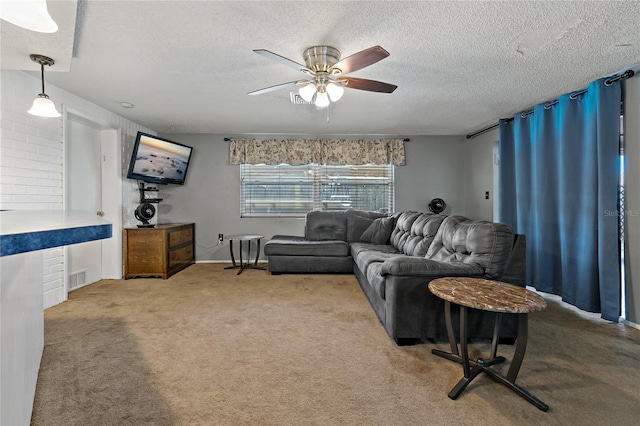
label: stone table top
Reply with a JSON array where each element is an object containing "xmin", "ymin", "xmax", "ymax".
[{"xmin": 428, "ymin": 277, "xmax": 547, "ymax": 314}]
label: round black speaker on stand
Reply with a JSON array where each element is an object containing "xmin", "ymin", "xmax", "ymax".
[{"xmin": 134, "ymin": 202, "xmax": 156, "ymax": 228}]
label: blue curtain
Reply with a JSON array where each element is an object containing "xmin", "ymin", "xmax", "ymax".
[{"xmin": 499, "ymin": 78, "xmax": 622, "ymax": 321}]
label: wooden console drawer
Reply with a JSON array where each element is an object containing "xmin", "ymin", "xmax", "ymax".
[
  {"xmin": 169, "ymin": 227, "xmax": 193, "ymax": 248},
  {"xmin": 169, "ymin": 245, "xmax": 194, "ymax": 267},
  {"xmin": 124, "ymin": 223, "xmax": 195, "ymax": 279}
]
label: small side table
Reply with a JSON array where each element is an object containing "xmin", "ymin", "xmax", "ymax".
[
  {"xmin": 428, "ymin": 277, "xmax": 548, "ymax": 411},
  {"xmin": 224, "ymin": 234, "xmax": 266, "ymax": 275}
]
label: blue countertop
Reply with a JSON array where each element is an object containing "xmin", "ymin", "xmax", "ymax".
[{"xmin": 0, "ymin": 211, "xmax": 112, "ymax": 257}]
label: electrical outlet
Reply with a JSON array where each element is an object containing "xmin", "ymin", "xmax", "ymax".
[
  {"xmin": 218, "ymin": 233, "xmax": 224, "ymax": 242},
  {"xmin": 485, "ymin": 191, "xmax": 490, "ymax": 200}
]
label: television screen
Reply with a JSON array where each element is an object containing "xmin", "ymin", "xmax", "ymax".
[{"xmin": 126, "ymin": 132, "xmax": 193, "ymax": 185}]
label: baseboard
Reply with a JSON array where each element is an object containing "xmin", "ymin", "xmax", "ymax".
[
  {"xmin": 623, "ymin": 319, "xmax": 640, "ymax": 330},
  {"xmin": 195, "ymin": 260, "xmax": 268, "ymax": 264}
]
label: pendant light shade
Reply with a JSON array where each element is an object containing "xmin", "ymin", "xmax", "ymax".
[
  {"xmin": 326, "ymin": 82, "xmax": 344, "ymax": 102},
  {"xmin": 0, "ymin": 0, "xmax": 58, "ymax": 33},
  {"xmin": 314, "ymin": 90, "xmax": 330, "ymax": 108},
  {"xmin": 28, "ymin": 94, "xmax": 61, "ymax": 118},
  {"xmin": 28, "ymin": 54, "xmax": 61, "ymax": 118},
  {"xmin": 298, "ymin": 83, "xmax": 317, "ymax": 103}
]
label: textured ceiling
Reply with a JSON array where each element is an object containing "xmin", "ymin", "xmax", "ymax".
[{"xmin": 3, "ymin": 1, "xmax": 640, "ymax": 136}]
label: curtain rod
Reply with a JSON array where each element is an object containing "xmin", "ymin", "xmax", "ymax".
[
  {"xmin": 224, "ymin": 137, "xmax": 410, "ymax": 142},
  {"xmin": 465, "ymin": 124, "xmax": 499, "ymax": 139},
  {"xmin": 465, "ymin": 68, "xmax": 636, "ymax": 140}
]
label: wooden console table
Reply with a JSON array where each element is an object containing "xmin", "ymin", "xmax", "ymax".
[
  {"xmin": 428, "ymin": 277, "xmax": 548, "ymax": 411},
  {"xmin": 124, "ymin": 223, "xmax": 195, "ymax": 279}
]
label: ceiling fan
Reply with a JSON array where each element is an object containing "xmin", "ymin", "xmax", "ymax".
[{"xmin": 248, "ymin": 45, "xmax": 397, "ymax": 108}]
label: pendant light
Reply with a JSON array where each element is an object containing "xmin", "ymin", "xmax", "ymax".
[
  {"xmin": 0, "ymin": 0, "xmax": 58, "ymax": 33},
  {"xmin": 28, "ymin": 54, "xmax": 61, "ymax": 118}
]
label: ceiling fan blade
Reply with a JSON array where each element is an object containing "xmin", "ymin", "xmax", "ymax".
[
  {"xmin": 248, "ymin": 80, "xmax": 306, "ymax": 96},
  {"xmin": 340, "ymin": 77, "xmax": 397, "ymax": 93},
  {"xmin": 253, "ymin": 49, "xmax": 314, "ymax": 74},
  {"xmin": 329, "ymin": 46, "xmax": 390, "ymax": 75}
]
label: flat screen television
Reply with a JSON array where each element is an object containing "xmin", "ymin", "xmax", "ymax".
[{"xmin": 126, "ymin": 132, "xmax": 193, "ymax": 185}]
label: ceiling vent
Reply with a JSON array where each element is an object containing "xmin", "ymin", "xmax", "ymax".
[{"xmin": 289, "ymin": 92, "xmax": 311, "ymax": 105}]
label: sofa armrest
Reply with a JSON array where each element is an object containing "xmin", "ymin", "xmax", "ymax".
[{"xmin": 380, "ymin": 257, "xmax": 484, "ymax": 277}]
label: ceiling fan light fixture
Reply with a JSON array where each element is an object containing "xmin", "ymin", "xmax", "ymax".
[
  {"xmin": 251, "ymin": 45, "xmax": 395, "ymax": 109},
  {"xmin": 315, "ymin": 90, "xmax": 330, "ymax": 108},
  {"xmin": 326, "ymin": 82, "xmax": 344, "ymax": 102},
  {"xmin": 0, "ymin": 0, "xmax": 58, "ymax": 33},
  {"xmin": 28, "ymin": 93, "xmax": 61, "ymax": 118},
  {"xmin": 298, "ymin": 83, "xmax": 317, "ymax": 103}
]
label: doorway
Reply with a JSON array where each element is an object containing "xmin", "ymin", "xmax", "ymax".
[{"xmin": 64, "ymin": 109, "xmax": 122, "ymax": 297}]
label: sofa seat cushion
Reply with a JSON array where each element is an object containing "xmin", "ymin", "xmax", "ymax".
[
  {"xmin": 380, "ymin": 256, "xmax": 485, "ymax": 277},
  {"xmin": 264, "ymin": 237, "xmax": 349, "ymax": 257},
  {"xmin": 353, "ymin": 249, "xmax": 403, "ymax": 275},
  {"xmin": 350, "ymin": 242, "xmax": 399, "ymax": 256}
]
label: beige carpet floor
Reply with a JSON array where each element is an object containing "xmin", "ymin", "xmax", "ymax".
[{"xmin": 31, "ymin": 264, "xmax": 640, "ymax": 425}]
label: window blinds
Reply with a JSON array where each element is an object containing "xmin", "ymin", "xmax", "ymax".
[{"xmin": 241, "ymin": 164, "xmax": 394, "ymax": 217}]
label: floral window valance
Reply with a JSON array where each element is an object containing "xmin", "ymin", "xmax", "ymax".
[{"xmin": 228, "ymin": 138, "xmax": 406, "ymax": 166}]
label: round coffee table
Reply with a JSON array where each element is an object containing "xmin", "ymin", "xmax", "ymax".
[
  {"xmin": 428, "ymin": 277, "xmax": 548, "ymax": 411},
  {"xmin": 223, "ymin": 234, "xmax": 266, "ymax": 275}
]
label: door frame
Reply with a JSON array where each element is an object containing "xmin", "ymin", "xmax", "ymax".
[{"xmin": 62, "ymin": 107, "xmax": 123, "ymax": 299}]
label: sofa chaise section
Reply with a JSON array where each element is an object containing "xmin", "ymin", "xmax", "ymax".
[{"xmin": 264, "ymin": 210, "xmax": 387, "ymax": 274}]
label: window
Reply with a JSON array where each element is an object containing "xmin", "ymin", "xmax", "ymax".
[{"xmin": 240, "ymin": 164, "xmax": 394, "ymax": 217}]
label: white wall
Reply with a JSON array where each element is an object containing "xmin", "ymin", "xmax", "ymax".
[
  {"xmin": 157, "ymin": 134, "xmax": 468, "ymax": 262},
  {"xmin": 0, "ymin": 70, "xmax": 153, "ymax": 307},
  {"xmin": 462, "ymin": 128, "xmax": 498, "ymax": 221}
]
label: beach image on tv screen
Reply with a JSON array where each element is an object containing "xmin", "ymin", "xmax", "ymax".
[{"xmin": 132, "ymin": 135, "xmax": 191, "ymax": 181}]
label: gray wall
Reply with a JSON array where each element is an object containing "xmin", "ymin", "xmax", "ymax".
[{"xmin": 157, "ymin": 134, "xmax": 468, "ymax": 261}]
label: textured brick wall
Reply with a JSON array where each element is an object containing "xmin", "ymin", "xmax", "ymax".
[{"xmin": 1, "ymin": 70, "xmax": 154, "ymax": 308}]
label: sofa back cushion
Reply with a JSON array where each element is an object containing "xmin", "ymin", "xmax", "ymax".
[
  {"xmin": 426, "ymin": 215, "xmax": 515, "ymax": 279},
  {"xmin": 305, "ymin": 211, "xmax": 348, "ymax": 241},
  {"xmin": 389, "ymin": 212, "xmax": 445, "ymax": 256},
  {"xmin": 304, "ymin": 210, "xmax": 390, "ymax": 242},
  {"xmin": 389, "ymin": 211, "xmax": 420, "ymax": 252},
  {"xmin": 360, "ymin": 217, "xmax": 395, "ymax": 245},
  {"xmin": 403, "ymin": 213, "xmax": 448, "ymax": 257},
  {"xmin": 345, "ymin": 210, "xmax": 389, "ymax": 242}
]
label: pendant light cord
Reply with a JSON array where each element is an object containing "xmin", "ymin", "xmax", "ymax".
[{"xmin": 40, "ymin": 62, "xmax": 45, "ymax": 94}]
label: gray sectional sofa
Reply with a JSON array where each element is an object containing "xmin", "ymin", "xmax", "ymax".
[{"xmin": 264, "ymin": 209, "xmax": 526, "ymax": 345}]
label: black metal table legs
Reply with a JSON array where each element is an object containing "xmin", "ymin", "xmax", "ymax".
[
  {"xmin": 224, "ymin": 238, "xmax": 267, "ymax": 275},
  {"xmin": 432, "ymin": 301, "xmax": 548, "ymax": 411}
]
